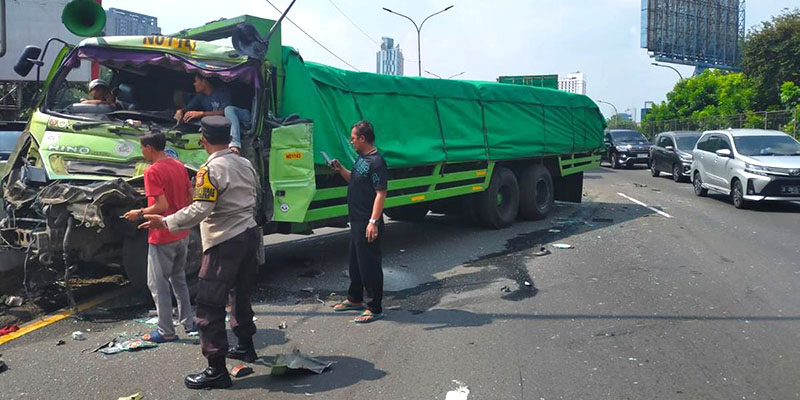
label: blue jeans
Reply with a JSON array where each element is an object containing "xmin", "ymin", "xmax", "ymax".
[{"xmin": 224, "ymin": 106, "xmax": 251, "ymax": 148}]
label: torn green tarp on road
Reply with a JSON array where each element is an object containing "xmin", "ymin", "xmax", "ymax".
[{"xmin": 280, "ymin": 47, "xmax": 605, "ymax": 169}]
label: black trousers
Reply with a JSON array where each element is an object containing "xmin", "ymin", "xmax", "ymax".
[
  {"xmin": 195, "ymin": 227, "xmax": 260, "ymax": 368},
  {"xmin": 347, "ymin": 220, "xmax": 384, "ymax": 314}
]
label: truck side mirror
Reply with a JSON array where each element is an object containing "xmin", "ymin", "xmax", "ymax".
[{"xmin": 13, "ymin": 46, "xmax": 43, "ymax": 77}]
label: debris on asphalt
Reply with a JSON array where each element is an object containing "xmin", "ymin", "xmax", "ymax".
[
  {"xmin": 400, "ymin": 264, "xmax": 408, "ymax": 268},
  {"xmin": 84, "ymin": 338, "xmax": 118, "ymax": 354},
  {"xmin": 547, "ymin": 229, "xmax": 561, "ymax": 233},
  {"xmin": 56, "ymin": 340, "xmax": 66, "ymax": 346},
  {"xmin": 500, "ymin": 286, "xmax": 512, "ymax": 293},
  {"xmin": 136, "ymin": 317, "xmax": 180, "ymax": 326},
  {"xmin": 278, "ymin": 322, "xmax": 288, "ymax": 330},
  {"xmin": 298, "ymin": 269, "xmax": 324, "ymax": 278},
  {"xmin": 0, "ymin": 356, "xmax": 6, "ymax": 374},
  {"xmin": 591, "ymin": 217, "xmax": 614, "ymax": 223},
  {"xmin": 72, "ymin": 331, "xmax": 86, "ymax": 341},
  {"xmin": 532, "ymin": 247, "xmax": 551, "ymax": 257},
  {"xmin": 270, "ymin": 349, "xmax": 332, "ymax": 376},
  {"xmin": 4, "ymin": 296, "xmax": 23, "ymax": 307},
  {"xmin": 524, "ymin": 281, "xmax": 532, "ymax": 287},
  {"xmin": 552, "ymin": 217, "xmax": 584, "ymax": 226},
  {"xmin": 99, "ymin": 339, "xmax": 158, "ymax": 355},
  {"xmin": 301, "ymin": 287, "xmax": 314, "ymax": 293},
  {"xmin": 400, "ymin": 249, "xmax": 406, "ymax": 253},
  {"xmin": 552, "ymin": 243, "xmax": 574, "ymax": 249},
  {"xmin": 651, "ymin": 188, "xmax": 661, "ymax": 192},
  {"xmin": 0, "ymin": 324, "xmax": 19, "ymax": 337},
  {"xmin": 633, "ymin": 183, "xmax": 648, "ymax": 188},
  {"xmin": 231, "ymin": 364, "xmax": 254, "ymax": 378},
  {"xmin": 114, "ymin": 393, "xmax": 143, "ymax": 400}
]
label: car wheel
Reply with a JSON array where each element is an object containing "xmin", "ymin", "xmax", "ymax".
[
  {"xmin": 672, "ymin": 164, "xmax": 683, "ymax": 182},
  {"xmin": 650, "ymin": 161, "xmax": 660, "ymax": 177},
  {"xmin": 610, "ymin": 153, "xmax": 620, "ymax": 169},
  {"xmin": 693, "ymin": 172, "xmax": 708, "ymax": 197},
  {"xmin": 731, "ymin": 179, "xmax": 748, "ymax": 209}
]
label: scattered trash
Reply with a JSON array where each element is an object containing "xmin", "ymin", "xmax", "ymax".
[
  {"xmin": 651, "ymin": 188, "xmax": 661, "ymax": 192},
  {"xmin": 115, "ymin": 393, "xmax": 143, "ymax": 400},
  {"xmin": 72, "ymin": 331, "xmax": 86, "ymax": 341},
  {"xmin": 231, "ymin": 364, "xmax": 254, "ymax": 378},
  {"xmin": 0, "ymin": 325, "xmax": 19, "ymax": 337},
  {"xmin": 270, "ymin": 349, "xmax": 332, "ymax": 376},
  {"xmin": 4, "ymin": 296, "xmax": 23, "ymax": 307},
  {"xmin": 552, "ymin": 217, "xmax": 583, "ymax": 226},
  {"xmin": 399, "ymin": 249, "xmax": 406, "ymax": 253},
  {"xmin": 532, "ymin": 247, "xmax": 551, "ymax": 257},
  {"xmin": 633, "ymin": 183, "xmax": 647, "ymax": 188},
  {"xmin": 187, "ymin": 331, "xmax": 200, "ymax": 337},
  {"xmin": 552, "ymin": 243, "xmax": 574, "ymax": 249},
  {"xmin": 278, "ymin": 322, "xmax": 288, "ymax": 330},
  {"xmin": 298, "ymin": 269, "xmax": 324, "ymax": 278},
  {"xmin": 445, "ymin": 380, "xmax": 470, "ymax": 400},
  {"xmin": 591, "ymin": 217, "xmax": 614, "ymax": 223},
  {"xmin": 56, "ymin": 340, "xmax": 66, "ymax": 346},
  {"xmin": 500, "ymin": 286, "xmax": 512, "ymax": 293},
  {"xmin": 310, "ymin": 330, "xmax": 316, "ymax": 334},
  {"xmin": 400, "ymin": 264, "xmax": 408, "ymax": 268},
  {"xmin": 99, "ymin": 339, "xmax": 158, "ymax": 355},
  {"xmin": 301, "ymin": 287, "xmax": 314, "ymax": 293},
  {"xmin": 547, "ymin": 229, "xmax": 561, "ymax": 233},
  {"xmin": 137, "ymin": 317, "xmax": 180, "ymax": 327},
  {"xmin": 84, "ymin": 338, "xmax": 117, "ymax": 354},
  {"xmin": 523, "ymin": 281, "xmax": 532, "ymax": 287}
]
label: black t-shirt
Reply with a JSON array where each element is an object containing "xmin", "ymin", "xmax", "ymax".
[{"xmin": 347, "ymin": 151, "xmax": 388, "ymax": 222}]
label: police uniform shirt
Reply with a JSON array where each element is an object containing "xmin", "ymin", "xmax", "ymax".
[{"xmin": 164, "ymin": 149, "xmax": 257, "ymax": 251}]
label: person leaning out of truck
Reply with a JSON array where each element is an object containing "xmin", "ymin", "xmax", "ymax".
[{"xmin": 174, "ymin": 74, "xmax": 251, "ymax": 155}]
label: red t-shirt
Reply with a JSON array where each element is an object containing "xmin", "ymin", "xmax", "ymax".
[{"xmin": 144, "ymin": 157, "xmax": 192, "ymax": 244}]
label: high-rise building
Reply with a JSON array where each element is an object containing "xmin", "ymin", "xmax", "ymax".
[
  {"xmin": 558, "ymin": 72, "xmax": 587, "ymax": 95},
  {"xmin": 376, "ymin": 37, "xmax": 404, "ymax": 76},
  {"xmin": 105, "ymin": 8, "xmax": 161, "ymax": 36}
]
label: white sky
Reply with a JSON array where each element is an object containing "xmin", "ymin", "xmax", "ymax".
[{"xmin": 103, "ymin": 0, "xmax": 798, "ymax": 120}]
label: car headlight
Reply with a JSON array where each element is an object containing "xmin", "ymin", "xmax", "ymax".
[
  {"xmin": 615, "ymin": 145, "xmax": 630, "ymax": 151},
  {"xmin": 679, "ymin": 152, "xmax": 693, "ymax": 162},
  {"xmin": 745, "ymin": 163, "xmax": 770, "ymax": 176}
]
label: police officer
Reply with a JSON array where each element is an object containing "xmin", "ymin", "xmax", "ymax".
[{"xmin": 140, "ymin": 116, "xmax": 260, "ymax": 390}]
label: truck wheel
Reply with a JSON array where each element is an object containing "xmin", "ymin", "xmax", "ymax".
[
  {"xmin": 518, "ymin": 165, "xmax": 553, "ymax": 220},
  {"xmin": 476, "ymin": 167, "xmax": 519, "ymax": 229},
  {"xmin": 122, "ymin": 230, "xmax": 148, "ymax": 290},
  {"xmin": 385, "ymin": 203, "xmax": 429, "ymax": 222}
]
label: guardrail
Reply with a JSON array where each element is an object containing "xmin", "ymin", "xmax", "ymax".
[{"xmin": 643, "ymin": 108, "xmax": 799, "ymax": 139}]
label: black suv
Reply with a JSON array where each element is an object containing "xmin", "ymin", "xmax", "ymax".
[
  {"xmin": 601, "ymin": 129, "xmax": 651, "ymax": 169},
  {"xmin": 649, "ymin": 131, "xmax": 701, "ymax": 182}
]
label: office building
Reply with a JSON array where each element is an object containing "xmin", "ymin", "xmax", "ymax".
[
  {"xmin": 106, "ymin": 8, "xmax": 161, "ymax": 36},
  {"xmin": 376, "ymin": 37, "xmax": 404, "ymax": 76},
  {"xmin": 558, "ymin": 72, "xmax": 587, "ymax": 95}
]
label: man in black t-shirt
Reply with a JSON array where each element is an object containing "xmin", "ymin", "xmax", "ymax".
[{"xmin": 330, "ymin": 120, "xmax": 388, "ymax": 323}]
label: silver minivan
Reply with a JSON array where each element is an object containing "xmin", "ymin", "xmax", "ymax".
[{"xmin": 691, "ymin": 129, "xmax": 800, "ymax": 208}]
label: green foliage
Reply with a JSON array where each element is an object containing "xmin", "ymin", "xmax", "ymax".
[
  {"xmin": 781, "ymin": 81, "xmax": 800, "ymax": 109},
  {"xmin": 606, "ymin": 114, "xmax": 638, "ymax": 130},
  {"xmin": 743, "ymin": 8, "xmax": 800, "ymax": 110}
]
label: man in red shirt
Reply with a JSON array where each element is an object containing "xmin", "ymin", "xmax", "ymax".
[{"xmin": 124, "ymin": 132, "xmax": 195, "ymax": 342}]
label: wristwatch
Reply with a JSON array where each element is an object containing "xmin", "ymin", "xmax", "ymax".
[
  {"xmin": 369, "ymin": 218, "xmax": 378, "ymax": 225},
  {"xmin": 137, "ymin": 209, "xmax": 144, "ymax": 219}
]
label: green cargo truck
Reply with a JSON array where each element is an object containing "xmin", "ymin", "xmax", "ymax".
[{"xmin": 0, "ymin": 2, "xmax": 604, "ymax": 292}]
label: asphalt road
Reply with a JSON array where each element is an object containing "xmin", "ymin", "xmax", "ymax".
[{"xmin": 1, "ymin": 166, "xmax": 800, "ymax": 399}]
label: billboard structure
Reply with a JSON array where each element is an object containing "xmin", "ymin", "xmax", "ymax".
[{"xmin": 641, "ymin": 0, "xmax": 745, "ymax": 71}]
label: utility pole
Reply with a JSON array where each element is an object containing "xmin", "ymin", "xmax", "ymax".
[
  {"xmin": 596, "ymin": 100, "xmax": 618, "ymax": 128},
  {"xmin": 383, "ymin": 6, "xmax": 454, "ymax": 76},
  {"xmin": 651, "ymin": 62, "xmax": 684, "ymax": 80}
]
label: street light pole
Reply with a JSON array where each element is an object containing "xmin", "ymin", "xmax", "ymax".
[
  {"xmin": 425, "ymin": 70, "xmax": 465, "ymax": 79},
  {"xmin": 383, "ymin": 5, "xmax": 454, "ymax": 76},
  {"xmin": 651, "ymin": 62, "xmax": 684, "ymax": 80},
  {"xmin": 596, "ymin": 100, "xmax": 618, "ymax": 128}
]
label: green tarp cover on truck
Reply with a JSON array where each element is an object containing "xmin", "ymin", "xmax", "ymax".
[{"xmin": 280, "ymin": 47, "xmax": 605, "ymax": 169}]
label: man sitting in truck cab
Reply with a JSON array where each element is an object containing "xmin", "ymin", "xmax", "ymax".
[
  {"xmin": 173, "ymin": 74, "xmax": 250, "ymax": 155},
  {"xmin": 80, "ymin": 79, "xmax": 116, "ymax": 107}
]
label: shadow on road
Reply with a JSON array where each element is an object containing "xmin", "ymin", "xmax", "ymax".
[
  {"xmin": 704, "ymin": 193, "xmax": 800, "ymax": 213},
  {"xmin": 231, "ymin": 355, "xmax": 386, "ymax": 394}
]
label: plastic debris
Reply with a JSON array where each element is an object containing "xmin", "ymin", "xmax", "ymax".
[
  {"xmin": 633, "ymin": 183, "xmax": 647, "ymax": 188},
  {"xmin": 4, "ymin": 296, "xmax": 23, "ymax": 307},
  {"xmin": 231, "ymin": 364, "xmax": 254, "ymax": 378},
  {"xmin": 547, "ymin": 229, "xmax": 561, "ymax": 233},
  {"xmin": 72, "ymin": 331, "xmax": 86, "ymax": 341},
  {"xmin": 552, "ymin": 243, "xmax": 574, "ymax": 249},
  {"xmin": 500, "ymin": 286, "xmax": 512, "ymax": 293},
  {"xmin": 0, "ymin": 325, "xmax": 19, "ymax": 337},
  {"xmin": 532, "ymin": 247, "xmax": 551, "ymax": 257},
  {"xmin": 56, "ymin": 340, "xmax": 66, "ymax": 346},
  {"xmin": 115, "ymin": 393, "xmax": 143, "ymax": 400},
  {"xmin": 278, "ymin": 322, "xmax": 288, "ymax": 330},
  {"xmin": 523, "ymin": 281, "xmax": 532, "ymax": 287},
  {"xmin": 270, "ymin": 349, "xmax": 332, "ymax": 376},
  {"xmin": 99, "ymin": 339, "xmax": 158, "ymax": 355},
  {"xmin": 84, "ymin": 338, "xmax": 117, "ymax": 353}
]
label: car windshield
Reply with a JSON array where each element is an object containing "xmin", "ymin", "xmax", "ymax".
[
  {"xmin": 733, "ymin": 135, "xmax": 800, "ymax": 156},
  {"xmin": 675, "ymin": 135, "xmax": 701, "ymax": 150},
  {"xmin": 0, "ymin": 132, "xmax": 21, "ymax": 151},
  {"xmin": 46, "ymin": 49, "xmax": 257, "ymax": 131},
  {"xmin": 611, "ymin": 131, "xmax": 647, "ymax": 142}
]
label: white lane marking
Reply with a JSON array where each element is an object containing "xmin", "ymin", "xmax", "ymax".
[
  {"xmin": 617, "ymin": 192, "xmax": 673, "ymax": 218},
  {"xmin": 445, "ymin": 380, "xmax": 470, "ymax": 400}
]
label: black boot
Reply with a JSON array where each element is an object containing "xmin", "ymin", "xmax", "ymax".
[
  {"xmin": 184, "ymin": 366, "xmax": 232, "ymax": 390},
  {"xmin": 227, "ymin": 343, "xmax": 257, "ymax": 363}
]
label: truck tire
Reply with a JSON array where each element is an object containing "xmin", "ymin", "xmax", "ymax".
[
  {"xmin": 518, "ymin": 165, "xmax": 554, "ymax": 220},
  {"xmin": 385, "ymin": 203, "xmax": 429, "ymax": 222},
  {"xmin": 476, "ymin": 167, "xmax": 519, "ymax": 229}
]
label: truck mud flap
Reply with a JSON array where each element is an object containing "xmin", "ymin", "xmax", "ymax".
[{"xmin": 553, "ymin": 172, "xmax": 583, "ymax": 203}]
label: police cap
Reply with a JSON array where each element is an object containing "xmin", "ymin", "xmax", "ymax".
[{"xmin": 200, "ymin": 116, "xmax": 232, "ymax": 143}]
